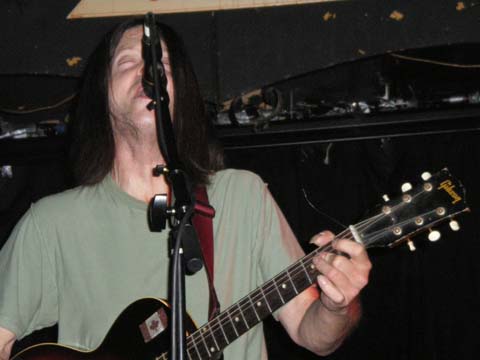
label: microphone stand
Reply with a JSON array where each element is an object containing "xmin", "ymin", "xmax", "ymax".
[{"xmin": 142, "ymin": 13, "xmax": 203, "ymax": 360}]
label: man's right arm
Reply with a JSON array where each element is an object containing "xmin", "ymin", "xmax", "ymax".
[{"xmin": 0, "ymin": 327, "xmax": 15, "ymax": 360}]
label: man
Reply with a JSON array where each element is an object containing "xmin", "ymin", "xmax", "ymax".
[{"xmin": 0, "ymin": 18, "xmax": 371, "ymax": 360}]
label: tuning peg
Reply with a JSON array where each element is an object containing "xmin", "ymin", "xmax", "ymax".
[
  {"xmin": 407, "ymin": 238, "xmax": 416, "ymax": 252},
  {"xmin": 449, "ymin": 220, "xmax": 460, "ymax": 231},
  {"xmin": 382, "ymin": 194, "xmax": 390, "ymax": 202},
  {"xmin": 401, "ymin": 182, "xmax": 412, "ymax": 193},
  {"xmin": 421, "ymin": 172, "xmax": 432, "ymax": 181},
  {"xmin": 428, "ymin": 229, "xmax": 441, "ymax": 242}
]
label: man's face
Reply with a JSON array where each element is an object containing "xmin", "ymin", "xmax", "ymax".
[{"xmin": 109, "ymin": 26, "xmax": 174, "ymax": 137}]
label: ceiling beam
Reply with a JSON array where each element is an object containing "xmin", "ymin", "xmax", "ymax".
[{"xmin": 68, "ymin": 0, "xmax": 343, "ymax": 19}]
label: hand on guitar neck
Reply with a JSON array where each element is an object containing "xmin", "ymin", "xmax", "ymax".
[
  {"xmin": 277, "ymin": 231, "xmax": 370, "ymax": 356},
  {"xmin": 310, "ymin": 231, "xmax": 370, "ymax": 315}
]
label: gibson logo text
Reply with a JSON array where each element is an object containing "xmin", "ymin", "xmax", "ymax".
[{"xmin": 438, "ymin": 180, "xmax": 462, "ymax": 204}]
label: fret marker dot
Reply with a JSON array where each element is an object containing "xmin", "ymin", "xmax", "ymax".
[
  {"xmin": 210, "ymin": 347, "xmax": 215, "ymax": 352},
  {"xmin": 257, "ymin": 301, "xmax": 262, "ymax": 307},
  {"xmin": 234, "ymin": 317, "xmax": 239, "ymax": 322},
  {"xmin": 282, "ymin": 284, "xmax": 287, "ymax": 289},
  {"xmin": 310, "ymin": 264, "xmax": 315, "ymax": 270}
]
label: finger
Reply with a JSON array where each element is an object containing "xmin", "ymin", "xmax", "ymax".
[
  {"xmin": 330, "ymin": 255, "xmax": 369, "ymax": 289},
  {"xmin": 314, "ymin": 252, "xmax": 367, "ymax": 300},
  {"xmin": 333, "ymin": 239, "xmax": 371, "ymax": 269},
  {"xmin": 317, "ymin": 274, "xmax": 345, "ymax": 305},
  {"xmin": 313, "ymin": 254, "xmax": 352, "ymax": 293},
  {"xmin": 309, "ymin": 231, "xmax": 335, "ymax": 247}
]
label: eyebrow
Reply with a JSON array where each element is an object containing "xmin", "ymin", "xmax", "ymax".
[{"xmin": 115, "ymin": 47, "xmax": 137, "ymax": 57}]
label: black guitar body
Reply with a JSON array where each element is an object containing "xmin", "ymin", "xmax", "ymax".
[{"xmin": 13, "ymin": 298, "xmax": 197, "ymax": 360}]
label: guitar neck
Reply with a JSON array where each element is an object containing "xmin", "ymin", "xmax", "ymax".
[
  {"xmin": 176, "ymin": 169, "xmax": 470, "ymax": 359},
  {"xmin": 183, "ymin": 234, "xmax": 349, "ymax": 359}
]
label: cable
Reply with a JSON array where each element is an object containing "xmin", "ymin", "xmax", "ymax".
[
  {"xmin": 0, "ymin": 93, "xmax": 77, "ymax": 115},
  {"xmin": 391, "ymin": 53, "xmax": 480, "ymax": 69}
]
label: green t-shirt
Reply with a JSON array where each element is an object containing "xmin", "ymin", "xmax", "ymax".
[{"xmin": 0, "ymin": 169, "xmax": 304, "ymax": 360}]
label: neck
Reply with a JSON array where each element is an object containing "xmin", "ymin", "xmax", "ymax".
[{"xmin": 112, "ymin": 137, "xmax": 169, "ymax": 203}]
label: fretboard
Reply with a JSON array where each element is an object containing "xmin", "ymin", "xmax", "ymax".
[{"xmin": 183, "ymin": 235, "xmax": 349, "ymax": 360}]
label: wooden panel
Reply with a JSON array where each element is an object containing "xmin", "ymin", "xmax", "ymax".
[{"xmin": 67, "ymin": 0, "xmax": 344, "ymax": 19}]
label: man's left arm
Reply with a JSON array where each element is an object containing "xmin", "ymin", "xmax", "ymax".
[{"xmin": 277, "ymin": 231, "xmax": 371, "ymax": 356}]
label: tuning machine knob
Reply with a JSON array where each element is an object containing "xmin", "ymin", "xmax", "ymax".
[
  {"xmin": 401, "ymin": 182, "xmax": 412, "ymax": 193},
  {"xmin": 428, "ymin": 229, "xmax": 441, "ymax": 242},
  {"xmin": 449, "ymin": 219, "xmax": 460, "ymax": 231},
  {"xmin": 421, "ymin": 172, "xmax": 432, "ymax": 181},
  {"xmin": 407, "ymin": 238, "xmax": 416, "ymax": 252}
]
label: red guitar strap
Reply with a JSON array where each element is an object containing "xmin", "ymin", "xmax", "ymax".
[{"xmin": 192, "ymin": 186, "xmax": 220, "ymax": 320}]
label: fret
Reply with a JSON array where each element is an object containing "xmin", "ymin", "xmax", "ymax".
[
  {"xmin": 188, "ymin": 333, "xmax": 203, "ymax": 360},
  {"xmin": 187, "ymin": 334, "xmax": 208, "ymax": 359},
  {"xmin": 239, "ymin": 299, "xmax": 260, "ymax": 328},
  {"xmin": 259, "ymin": 281, "xmax": 284, "ymax": 311},
  {"xmin": 259, "ymin": 286, "xmax": 272, "ymax": 313},
  {"xmin": 202, "ymin": 324, "xmax": 221, "ymax": 353},
  {"xmin": 276, "ymin": 275, "xmax": 296, "ymax": 300},
  {"xmin": 236, "ymin": 302, "xmax": 251, "ymax": 330},
  {"xmin": 220, "ymin": 303, "xmax": 249, "ymax": 337},
  {"xmin": 227, "ymin": 311, "xmax": 240, "ymax": 337},
  {"xmin": 273, "ymin": 279, "xmax": 286, "ymax": 304},
  {"xmin": 185, "ymin": 341, "xmax": 196, "ymax": 360},
  {"xmin": 300, "ymin": 258, "xmax": 315, "ymax": 283},
  {"xmin": 294, "ymin": 262, "xmax": 315, "ymax": 288},
  {"xmin": 249, "ymin": 291, "xmax": 272, "ymax": 320},
  {"xmin": 199, "ymin": 330, "xmax": 212, "ymax": 358},
  {"xmin": 247, "ymin": 295, "xmax": 261, "ymax": 321},
  {"xmin": 286, "ymin": 268, "xmax": 299, "ymax": 294},
  {"xmin": 308, "ymin": 260, "xmax": 319, "ymax": 280},
  {"xmin": 215, "ymin": 316, "xmax": 230, "ymax": 345}
]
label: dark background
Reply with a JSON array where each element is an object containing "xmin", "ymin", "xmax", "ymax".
[{"xmin": 2, "ymin": 0, "xmax": 480, "ymax": 359}]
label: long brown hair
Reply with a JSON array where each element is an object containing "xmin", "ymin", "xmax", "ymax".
[{"xmin": 70, "ymin": 18, "xmax": 224, "ymax": 186}]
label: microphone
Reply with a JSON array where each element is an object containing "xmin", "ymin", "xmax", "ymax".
[{"xmin": 141, "ymin": 15, "xmax": 168, "ymax": 101}]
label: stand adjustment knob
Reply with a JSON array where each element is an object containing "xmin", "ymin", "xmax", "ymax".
[{"xmin": 148, "ymin": 194, "xmax": 168, "ymax": 231}]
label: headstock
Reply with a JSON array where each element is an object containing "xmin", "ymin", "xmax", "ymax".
[{"xmin": 358, "ymin": 168, "xmax": 469, "ymax": 250}]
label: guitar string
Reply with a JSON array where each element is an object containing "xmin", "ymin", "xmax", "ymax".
[
  {"xmin": 165, "ymin": 182, "xmax": 455, "ymax": 359},
  {"xmin": 185, "ymin": 213, "xmax": 385, "ymax": 352},
  {"xmin": 364, "ymin": 208, "xmax": 440, "ymax": 245},
  {"xmin": 184, "ymin": 242, "xmax": 342, "ymax": 357},
  {"xmin": 346, "ymin": 182, "xmax": 434, "ymax": 247},
  {"xmin": 186, "ymin": 210, "xmax": 402, "ymax": 352},
  {"xmin": 187, "ymin": 186, "xmax": 439, "ymax": 352},
  {"xmin": 165, "ymin": 177, "xmax": 457, "ymax": 358},
  {"xmin": 186, "ymin": 216, "xmax": 393, "ymax": 354},
  {"xmin": 358, "ymin": 185, "xmax": 431, "ymax": 247},
  {"xmin": 186, "ymin": 185, "xmax": 434, "ymax": 353},
  {"xmin": 159, "ymin": 199, "xmax": 416, "ymax": 358}
]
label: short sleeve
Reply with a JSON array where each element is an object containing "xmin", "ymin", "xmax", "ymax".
[
  {"xmin": 0, "ymin": 206, "xmax": 58, "ymax": 339},
  {"xmin": 252, "ymin": 177, "xmax": 305, "ymax": 319}
]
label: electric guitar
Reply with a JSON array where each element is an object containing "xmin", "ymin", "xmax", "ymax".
[{"xmin": 12, "ymin": 169, "xmax": 469, "ymax": 360}]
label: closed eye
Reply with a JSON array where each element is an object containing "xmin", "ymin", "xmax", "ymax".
[{"xmin": 117, "ymin": 58, "xmax": 136, "ymax": 67}]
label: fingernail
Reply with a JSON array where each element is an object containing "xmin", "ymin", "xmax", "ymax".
[
  {"xmin": 309, "ymin": 232, "xmax": 325, "ymax": 244},
  {"xmin": 317, "ymin": 274, "xmax": 328, "ymax": 286}
]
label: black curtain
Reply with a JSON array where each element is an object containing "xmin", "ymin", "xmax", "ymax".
[
  {"xmin": 3, "ymin": 131, "xmax": 480, "ymax": 359},
  {"xmin": 226, "ymin": 131, "xmax": 480, "ymax": 360}
]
